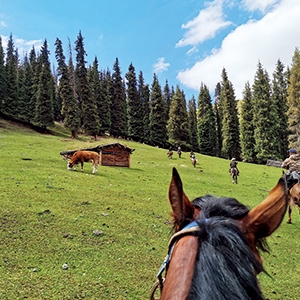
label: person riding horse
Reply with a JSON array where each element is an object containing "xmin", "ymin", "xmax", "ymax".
[
  {"xmin": 281, "ymin": 148, "xmax": 300, "ymax": 189},
  {"xmin": 229, "ymin": 158, "xmax": 239, "ymax": 175}
]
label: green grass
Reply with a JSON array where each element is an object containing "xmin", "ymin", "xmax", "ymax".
[{"xmin": 0, "ymin": 118, "xmax": 299, "ymax": 299}]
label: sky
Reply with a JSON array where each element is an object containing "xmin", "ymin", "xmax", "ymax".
[{"xmin": 0, "ymin": 0, "xmax": 299, "ymax": 100}]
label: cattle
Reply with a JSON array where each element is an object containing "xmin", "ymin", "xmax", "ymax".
[{"xmin": 67, "ymin": 151, "xmax": 100, "ymax": 174}]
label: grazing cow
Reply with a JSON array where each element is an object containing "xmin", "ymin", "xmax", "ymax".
[{"xmin": 67, "ymin": 151, "xmax": 100, "ymax": 174}]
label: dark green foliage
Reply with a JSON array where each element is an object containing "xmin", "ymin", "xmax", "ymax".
[
  {"xmin": 149, "ymin": 74, "xmax": 168, "ymax": 147},
  {"xmin": 110, "ymin": 58, "xmax": 127, "ymax": 138},
  {"xmin": 220, "ymin": 68, "xmax": 241, "ymax": 159},
  {"xmin": 287, "ymin": 48, "xmax": 300, "ymax": 150},
  {"xmin": 138, "ymin": 71, "xmax": 150, "ymax": 143},
  {"xmin": 55, "ymin": 38, "xmax": 80, "ymax": 138},
  {"xmin": 0, "ymin": 36, "xmax": 7, "ymax": 114},
  {"xmin": 3, "ymin": 34, "xmax": 18, "ymax": 117},
  {"xmin": 167, "ymin": 85, "xmax": 190, "ymax": 149},
  {"xmin": 126, "ymin": 63, "xmax": 144, "ymax": 141},
  {"xmin": 188, "ymin": 96, "xmax": 199, "ymax": 152},
  {"xmin": 240, "ymin": 82, "xmax": 256, "ymax": 162},
  {"xmin": 33, "ymin": 40, "xmax": 54, "ymax": 129},
  {"xmin": 214, "ymin": 82, "xmax": 222, "ymax": 157},
  {"xmin": 271, "ymin": 59, "xmax": 288, "ymax": 159},
  {"xmin": 163, "ymin": 80, "xmax": 172, "ymax": 120},
  {"xmin": 197, "ymin": 84, "xmax": 217, "ymax": 155},
  {"xmin": 252, "ymin": 62, "xmax": 277, "ymax": 163},
  {"xmin": 75, "ymin": 31, "xmax": 100, "ymax": 138}
]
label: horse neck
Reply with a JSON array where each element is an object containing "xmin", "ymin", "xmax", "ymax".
[{"xmin": 161, "ymin": 236, "xmax": 199, "ymax": 300}]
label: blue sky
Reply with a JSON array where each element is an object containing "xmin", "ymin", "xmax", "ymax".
[{"xmin": 0, "ymin": 0, "xmax": 299, "ymax": 100}]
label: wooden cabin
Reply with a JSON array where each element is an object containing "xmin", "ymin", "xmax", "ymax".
[{"xmin": 60, "ymin": 142, "xmax": 135, "ymax": 168}]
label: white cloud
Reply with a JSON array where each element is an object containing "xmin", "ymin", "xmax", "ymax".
[
  {"xmin": 242, "ymin": 0, "xmax": 280, "ymax": 13},
  {"xmin": 1, "ymin": 35, "xmax": 43, "ymax": 57},
  {"xmin": 176, "ymin": 0, "xmax": 232, "ymax": 49},
  {"xmin": 0, "ymin": 20, "xmax": 7, "ymax": 28},
  {"xmin": 153, "ymin": 57, "xmax": 170, "ymax": 74},
  {"xmin": 177, "ymin": 0, "xmax": 300, "ymax": 99}
]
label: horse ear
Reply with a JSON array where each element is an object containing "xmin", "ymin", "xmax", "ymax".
[
  {"xmin": 169, "ymin": 168, "xmax": 195, "ymax": 231},
  {"xmin": 244, "ymin": 178, "xmax": 288, "ymax": 238}
]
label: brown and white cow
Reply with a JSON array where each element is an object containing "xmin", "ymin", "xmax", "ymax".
[{"xmin": 67, "ymin": 151, "xmax": 100, "ymax": 174}]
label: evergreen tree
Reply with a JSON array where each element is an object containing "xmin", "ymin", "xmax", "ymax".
[
  {"xmin": 167, "ymin": 85, "xmax": 190, "ymax": 149},
  {"xmin": 100, "ymin": 69, "xmax": 112, "ymax": 134},
  {"xmin": 138, "ymin": 71, "xmax": 150, "ymax": 143},
  {"xmin": 149, "ymin": 74, "xmax": 167, "ymax": 147},
  {"xmin": 188, "ymin": 95, "xmax": 199, "ymax": 152},
  {"xmin": 163, "ymin": 80, "xmax": 172, "ymax": 120},
  {"xmin": 214, "ymin": 82, "xmax": 222, "ymax": 157},
  {"xmin": 220, "ymin": 68, "xmax": 241, "ymax": 159},
  {"xmin": 197, "ymin": 83, "xmax": 217, "ymax": 155},
  {"xmin": 4, "ymin": 34, "xmax": 18, "ymax": 117},
  {"xmin": 75, "ymin": 31, "xmax": 100, "ymax": 139},
  {"xmin": 55, "ymin": 38, "xmax": 80, "ymax": 138},
  {"xmin": 272, "ymin": 59, "xmax": 288, "ymax": 159},
  {"xmin": 28, "ymin": 47, "xmax": 38, "ymax": 122},
  {"xmin": 110, "ymin": 58, "xmax": 127, "ymax": 137},
  {"xmin": 287, "ymin": 47, "xmax": 300, "ymax": 150},
  {"xmin": 34, "ymin": 40, "xmax": 54, "ymax": 129},
  {"xmin": 252, "ymin": 62, "xmax": 277, "ymax": 163},
  {"xmin": 0, "ymin": 36, "xmax": 7, "ymax": 115},
  {"xmin": 126, "ymin": 63, "xmax": 143, "ymax": 141},
  {"xmin": 240, "ymin": 82, "xmax": 256, "ymax": 162}
]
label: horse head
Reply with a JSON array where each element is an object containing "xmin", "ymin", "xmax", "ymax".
[{"xmin": 154, "ymin": 167, "xmax": 288, "ymax": 300}]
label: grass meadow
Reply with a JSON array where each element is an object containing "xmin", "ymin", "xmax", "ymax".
[{"xmin": 1, "ymin": 118, "xmax": 300, "ymax": 299}]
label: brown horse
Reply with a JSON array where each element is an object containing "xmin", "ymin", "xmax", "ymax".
[
  {"xmin": 150, "ymin": 168, "xmax": 288, "ymax": 300},
  {"xmin": 230, "ymin": 167, "xmax": 238, "ymax": 184},
  {"xmin": 287, "ymin": 182, "xmax": 300, "ymax": 223},
  {"xmin": 67, "ymin": 150, "xmax": 100, "ymax": 174}
]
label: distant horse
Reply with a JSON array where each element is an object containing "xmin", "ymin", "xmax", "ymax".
[
  {"xmin": 230, "ymin": 167, "xmax": 238, "ymax": 184},
  {"xmin": 167, "ymin": 150, "xmax": 173, "ymax": 159},
  {"xmin": 67, "ymin": 150, "xmax": 100, "ymax": 174},
  {"xmin": 287, "ymin": 182, "xmax": 300, "ymax": 223},
  {"xmin": 150, "ymin": 167, "xmax": 288, "ymax": 300},
  {"xmin": 191, "ymin": 155, "xmax": 197, "ymax": 168}
]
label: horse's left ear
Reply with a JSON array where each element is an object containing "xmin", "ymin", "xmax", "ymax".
[
  {"xmin": 169, "ymin": 168, "xmax": 195, "ymax": 231},
  {"xmin": 243, "ymin": 177, "xmax": 288, "ymax": 238}
]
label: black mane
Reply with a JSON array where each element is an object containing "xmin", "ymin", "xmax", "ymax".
[{"xmin": 186, "ymin": 195, "xmax": 265, "ymax": 300}]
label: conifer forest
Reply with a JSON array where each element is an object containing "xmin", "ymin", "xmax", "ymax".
[{"xmin": 1, "ymin": 32, "xmax": 300, "ymax": 164}]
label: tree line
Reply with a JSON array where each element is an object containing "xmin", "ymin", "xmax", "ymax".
[{"xmin": 1, "ymin": 31, "xmax": 300, "ymax": 163}]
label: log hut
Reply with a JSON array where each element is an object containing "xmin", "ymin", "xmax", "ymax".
[{"xmin": 60, "ymin": 142, "xmax": 135, "ymax": 168}]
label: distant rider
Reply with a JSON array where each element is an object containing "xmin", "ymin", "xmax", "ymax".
[
  {"xmin": 229, "ymin": 158, "xmax": 239, "ymax": 175},
  {"xmin": 281, "ymin": 148, "xmax": 300, "ymax": 188}
]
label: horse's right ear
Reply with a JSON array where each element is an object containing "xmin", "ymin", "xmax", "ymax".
[
  {"xmin": 169, "ymin": 168, "xmax": 195, "ymax": 231},
  {"xmin": 243, "ymin": 177, "xmax": 288, "ymax": 238}
]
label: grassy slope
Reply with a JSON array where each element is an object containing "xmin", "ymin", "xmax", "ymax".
[{"xmin": 0, "ymin": 119, "xmax": 299, "ymax": 299}]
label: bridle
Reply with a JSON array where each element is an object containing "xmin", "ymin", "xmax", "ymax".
[{"xmin": 150, "ymin": 220, "xmax": 201, "ymax": 300}]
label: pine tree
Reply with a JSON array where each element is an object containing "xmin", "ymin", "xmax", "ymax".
[
  {"xmin": 149, "ymin": 74, "xmax": 167, "ymax": 147},
  {"xmin": 55, "ymin": 38, "xmax": 80, "ymax": 138},
  {"xmin": 33, "ymin": 40, "xmax": 54, "ymax": 130},
  {"xmin": 272, "ymin": 59, "xmax": 288, "ymax": 159},
  {"xmin": 4, "ymin": 34, "xmax": 18, "ymax": 117},
  {"xmin": 99, "ymin": 69, "xmax": 112, "ymax": 134},
  {"xmin": 287, "ymin": 48, "xmax": 300, "ymax": 150},
  {"xmin": 138, "ymin": 71, "xmax": 150, "ymax": 144},
  {"xmin": 197, "ymin": 83, "xmax": 217, "ymax": 155},
  {"xmin": 163, "ymin": 80, "xmax": 172, "ymax": 120},
  {"xmin": 75, "ymin": 31, "xmax": 100, "ymax": 139},
  {"xmin": 240, "ymin": 82, "xmax": 256, "ymax": 162},
  {"xmin": 111, "ymin": 58, "xmax": 127, "ymax": 137},
  {"xmin": 188, "ymin": 96, "xmax": 199, "ymax": 152},
  {"xmin": 252, "ymin": 62, "xmax": 277, "ymax": 163},
  {"xmin": 167, "ymin": 85, "xmax": 190, "ymax": 149},
  {"xmin": 214, "ymin": 82, "xmax": 222, "ymax": 157},
  {"xmin": 0, "ymin": 36, "xmax": 7, "ymax": 115},
  {"xmin": 220, "ymin": 68, "xmax": 241, "ymax": 159},
  {"xmin": 126, "ymin": 63, "xmax": 143, "ymax": 141}
]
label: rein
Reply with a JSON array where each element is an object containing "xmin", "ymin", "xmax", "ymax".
[{"xmin": 150, "ymin": 220, "xmax": 201, "ymax": 300}]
